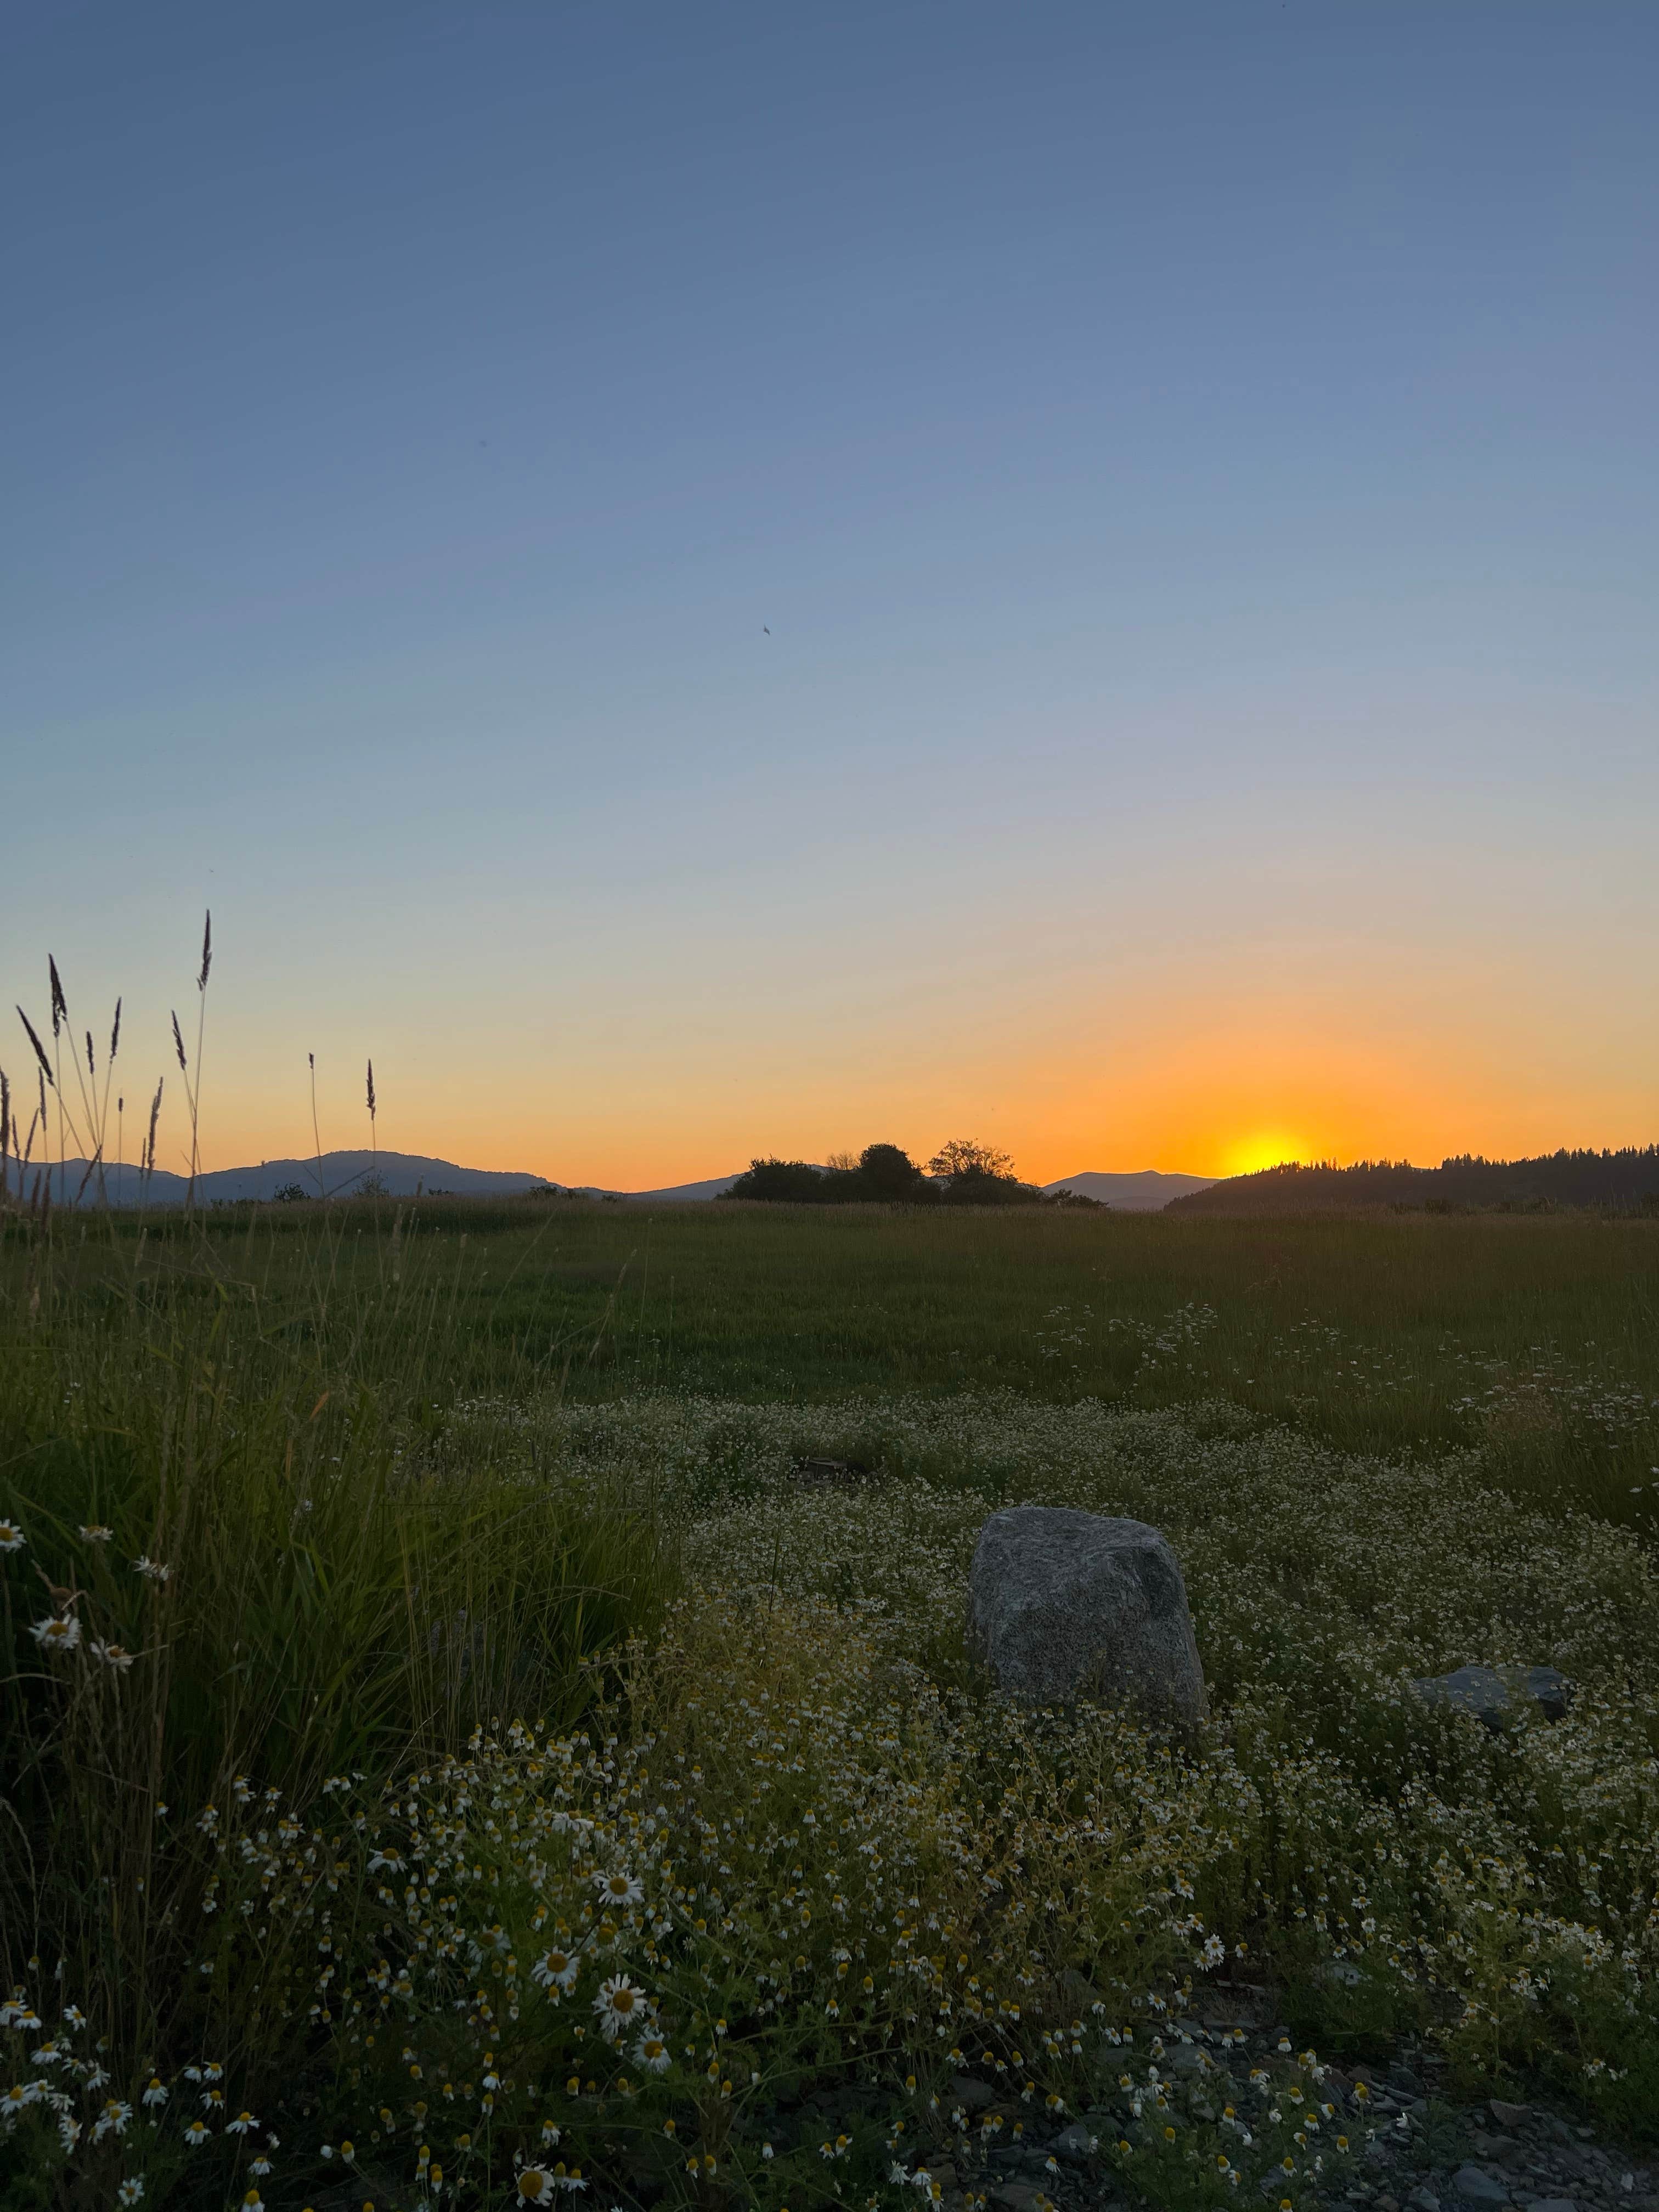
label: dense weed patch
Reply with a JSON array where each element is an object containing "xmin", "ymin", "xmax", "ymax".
[
  {"xmin": 7, "ymin": 1373, "xmax": 1658, "ymax": 2209},
  {"xmin": 2, "ymin": 1210, "xmax": 1657, "ymax": 2209}
]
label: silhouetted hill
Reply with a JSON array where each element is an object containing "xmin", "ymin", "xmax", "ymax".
[
  {"xmin": 0, "ymin": 1150, "xmax": 757, "ymax": 1207},
  {"xmin": 1165, "ymin": 1148, "xmax": 1659, "ymax": 1217},
  {"xmin": 1041, "ymin": 1171, "xmax": 1215, "ymax": 1211},
  {"xmin": 2, "ymin": 1150, "xmax": 552, "ymax": 1206}
]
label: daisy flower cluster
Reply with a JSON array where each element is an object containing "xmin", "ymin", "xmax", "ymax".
[
  {"xmin": 5, "ymin": 1381, "xmax": 1658, "ymax": 2206},
  {"xmin": 174, "ymin": 1589, "xmax": 1344, "ymax": 2211},
  {"xmin": 0, "ymin": 1999, "xmax": 285, "ymax": 2209}
]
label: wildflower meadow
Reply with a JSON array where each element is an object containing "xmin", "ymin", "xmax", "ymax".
[{"xmin": 2, "ymin": 1195, "xmax": 1657, "ymax": 2212}]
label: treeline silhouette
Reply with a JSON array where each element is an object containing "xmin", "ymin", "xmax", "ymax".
[
  {"xmin": 1167, "ymin": 1146, "xmax": 1659, "ymax": 1217},
  {"xmin": 721, "ymin": 1143, "xmax": 1098, "ymax": 1208}
]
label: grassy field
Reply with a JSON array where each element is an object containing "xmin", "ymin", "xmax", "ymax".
[
  {"xmin": 27, "ymin": 1195, "xmax": 1658, "ymax": 1506},
  {"xmin": 2, "ymin": 1198, "xmax": 1657, "ymax": 2210}
]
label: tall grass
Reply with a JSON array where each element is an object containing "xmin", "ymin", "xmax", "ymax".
[
  {"xmin": 0, "ymin": 1201, "xmax": 676, "ymax": 2103},
  {"xmin": 74, "ymin": 1194, "xmax": 1655, "ymax": 1517}
]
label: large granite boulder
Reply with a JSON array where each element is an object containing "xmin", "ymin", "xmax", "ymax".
[{"xmin": 966, "ymin": 1505, "xmax": 1206, "ymax": 1725}]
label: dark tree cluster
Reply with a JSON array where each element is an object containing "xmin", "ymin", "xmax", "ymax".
[
  {"xmin": 1166, "ymin": 1145, "xmax": 1659, "ymax": 1218},
  {"xmin": 721, "ymin": 1141, "xmax": 1101, "ymax": 1208}
]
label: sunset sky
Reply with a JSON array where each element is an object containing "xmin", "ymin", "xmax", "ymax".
[{"xmin": 5, "ymin": 4, "xmax": 1656, "ymax": 1188}]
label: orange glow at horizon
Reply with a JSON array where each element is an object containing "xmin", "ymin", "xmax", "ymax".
[
  {"xmin": 185, "ymin": 1008, "xmax": 1656, "ymax": 1194},
  {"xmin": 1216, "ymin": 1132, "xmax": 1317, "ymax": 1180},
  {"xmin": 19, "ymin": 870, "xmax": 1658, "ymax": 1199}
]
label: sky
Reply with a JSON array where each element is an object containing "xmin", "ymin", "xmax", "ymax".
[{"xmin": 4, "ymin": 2, "xmax": 1656, "ymax": 1188}]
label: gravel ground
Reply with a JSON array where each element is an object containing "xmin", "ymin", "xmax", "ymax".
[{"xmin": 874, "ymin": 2001, "xmax": 1655, "ymax": 2212}]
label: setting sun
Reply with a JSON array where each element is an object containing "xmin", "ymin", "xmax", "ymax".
[{"xmin": 1220, "ymin": 1133, "xmax": 1312, "ymax": 1179}]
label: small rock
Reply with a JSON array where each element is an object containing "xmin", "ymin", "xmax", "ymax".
[
  {"xmin": 966, "ymin": 1506, "xmax": 1207, "ymax": 1723},
  {"xmin": 992, "ymin": 2189, "xmax": 1039, "ymax": 2211},
  {"xmin": 1491, "ymin": 2102, "xmax": 1532, "ymax": 2129},
  {"xmin": 951, "ymin": 2075, "xmax": 997, "ymax": 2112},
  {"xmin": 1053, "ymin": 2122, "xmax": 1098, "ymax": 2163},
  {"xmin": 1391, "ymin": 2064, "xmax": 1426, "ymax": 2096},
  {"xmin": 1474, "ymin": 2134, "xmax": 1526, "ymax": 2169},
  {"xmin": 792, "ymin": 1456, "xmax": 860, "ymax": 1487},
  {"xmin": 1454, "ymin": 2169, "xmax": 1511, "ymax": 2205},
  {"xmin": 1526, "ymin": 2201, "xmax": 1576, "ymax": 2212},
  {"xmin": 1406, "ymin": 2192, "xmax": 1441, "ymax": 2212},
  {"xmin": 1167, "ymin": 2044, "xmax": 1209, "ymax": 2073},
  {"xmin": 1409, "ymin": 1664, "xmax": 1572, "ymax": 1729}
]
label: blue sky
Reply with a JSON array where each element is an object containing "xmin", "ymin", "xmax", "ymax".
[{"xmin": 4, "ymin": 3, "xmax": 1656, "ymax": 1182}]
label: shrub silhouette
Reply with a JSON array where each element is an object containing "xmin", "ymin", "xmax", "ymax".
[
  {"xmin": 851, "ymin": 1142, "xmax": 932, "ymax": 1202},
  {"xmin": 722, "ymin": 1158, "xmax": 832, "ymax": 1203},
  {"xmin": 723, "ymin": 1146, "xmax": 936, "ymax": 1205}
]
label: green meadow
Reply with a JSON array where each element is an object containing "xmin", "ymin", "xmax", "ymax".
[
  {"xmin": 43, "ymin": 1195, "xmax": 1654, "ymax": 1506},
  {"xmin": 3, "ymin": 1198, "xmax": 1657, "ymax": 2210}
]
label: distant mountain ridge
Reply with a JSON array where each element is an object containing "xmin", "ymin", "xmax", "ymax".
[
  {"xmin": 1041, "ymin": 1170, "xmax": 1216, "ymax": 1210},
  {"xmin": 1166, "ymin": 1147, "xmax": 1659, "ymax": 1217},
  {"xmin": 1, "ymin": 1149, "xmax": 555, "ymax": 1206},
  {"xmin": 4, "ymin": 1153, "xmax": 1219, "ymax": 1210}
]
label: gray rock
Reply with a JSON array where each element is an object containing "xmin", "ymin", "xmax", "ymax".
[
  {"xmin": 1525, "ymin": 2201, "xmax": 1576, "ymax": 2212},
  {"xmin": 966, "ymin": 1506, "xmax": 1207, "ymax": 1723},
  {"xmin": 1406, "ymin": 2191, "xmax": 1441, "ymax": 2212},
  {"xmin": 1454, "ymin": 2168, "xmax": 1511, "ymax": 2204},
  {"xmin": 1474, "ymin": 2134, "xmax": 1525, "ymax": 2168},
  {"xmin": 950, "ymin": 2074, "xmax": 997, "ymax": 2112},
  {"xmin": 1489, "ymin": 2101, "xmax": 1531, "ymax": 2129},
  {"xmin": 1319, "ymin": 1957, "xmax": 1365, "ymax": 1987},
  {"xmin": 1052, "ymin": 2123, "xmax": 1098, "ymax": 2163},
  {"xmin": 1410, "ymin": 1664, "xmax": 1571, "ymax": 1728}
]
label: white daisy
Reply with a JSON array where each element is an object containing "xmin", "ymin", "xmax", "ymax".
[
  {"xmin": 531, "ymin": 1946, "xmax": 582, "ymax": 1993},
  {"xmin": 592, "ymin": 1974, "xmax": 647, "ymax": 2041},
  {"xmin": 30, "ymin": 1615, "xmax": 82, "ymax": 1653},
  {"xmin": 0, "ymin": 1520, "xmax": 25, "ymax": 1553},
  {"xmin": 516, "ymin": 2170, "xmax": 556, "ymax": 2207},
  {"xmin": 593, "ymin": 1870, "xmax": 644, "ymax": 1908},
  {"xmin": 634, "ymin": 2035, "xmax": 671, "ymax": 2074},
  {"xmin": 91, "ymin": 1641, "xmax": 137, "ymax": 1672}
]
